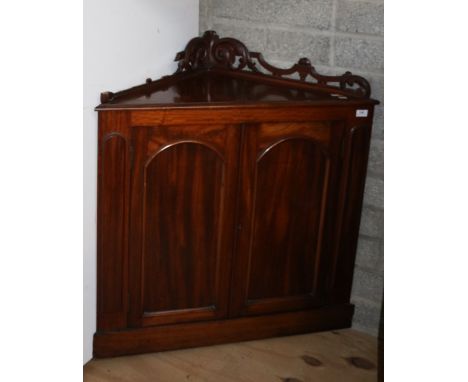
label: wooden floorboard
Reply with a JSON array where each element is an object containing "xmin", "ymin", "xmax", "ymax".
[{"xmin": 84, "ymin": 329, "xmax": 380, "ymax": 382}]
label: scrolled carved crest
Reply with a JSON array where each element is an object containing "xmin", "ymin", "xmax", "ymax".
[
  {"xmin": 175, "ymin": 31, "xmax": 371, "ymax": 98},
  {"xmin": 175, "ymin": 30, "xmax": 257, "ymax": 72}
]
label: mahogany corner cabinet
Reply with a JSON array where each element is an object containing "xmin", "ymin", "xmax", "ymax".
[{"xmin": 94, "ymin": 31, "xmax": 379, "ymax": 357}]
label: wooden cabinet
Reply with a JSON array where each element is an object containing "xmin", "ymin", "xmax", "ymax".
[{"xmin": 94, "ymin": 31, "xmax": 379, "ymax": 357}]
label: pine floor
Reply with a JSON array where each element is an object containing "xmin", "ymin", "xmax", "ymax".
[{"xmin": 84, "ymin": 329, "xmax": 382, "ymax": 382}]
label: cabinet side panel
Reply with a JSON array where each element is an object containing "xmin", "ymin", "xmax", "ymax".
[
  {"xmin": 331, "ymin": 123, "xmax": 372, "ymax": 303},
  {"xmin": 97, "ymin": 112, "xmax": 130, "ymax": 331}
]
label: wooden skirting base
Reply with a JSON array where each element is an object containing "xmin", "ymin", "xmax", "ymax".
[{"xmin": 93, "ymin": 304, "xmax": 354, "ymax": 358}]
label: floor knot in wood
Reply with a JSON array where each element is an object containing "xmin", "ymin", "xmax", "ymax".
[
  {"xmin": 301, "ymin": 355, "xmax": 323, "ymax": 367},
  {"xmin": 346, "ymin": 356, "xmax": 376, "ymax": 370}
]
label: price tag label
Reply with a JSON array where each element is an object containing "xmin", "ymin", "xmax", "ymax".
[{"xmin": 356, "ymin": 109, "xmax": 369, "ymax": 117}]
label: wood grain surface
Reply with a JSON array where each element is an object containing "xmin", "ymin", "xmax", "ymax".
[
  {"xmin": 95, "ymin": 31, "xmax": 378, "ymax": 357},
  {"xmin": 85, "ymin": 329, "xmax": 381, "ymax": 382}
]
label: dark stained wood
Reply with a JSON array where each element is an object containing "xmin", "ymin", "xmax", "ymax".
[
  {"xmin": 97, "ymin": 71, "xmax": 378, "ymax": 110},
  {"xmin": 95, "ymin": 31, "xmax": 378, "ymax": 357},
  {"xmin": 128, "ymin": 105, "xmax": 366, "ymax": 127},
  {"xmin": 97, "ymin": 112, "xmax": 131, "ymax": 332},
  {"xmin": 96, "ymin": 69, "xmax": 378, "ymax": 110},
  {"xmin": 249, "ymin": 139, "xmax": 327, "ymax": 300},
  {"xmin": 100, "ymin": 134, "xmax": 126, "ymax": 313},
  {"xmin": 175, "ymin": 31, "xmax": 371, "ymax": 98},
  {"xmin": 330, "ymin": 121, "xmax": 373, "ymax": 304},
  {"xmin": 128, "ymin": 124, "xmax": 240, "ymax": 327},
  {"xmin": 96, "ymin": 31, "xmax": 378, "ymax": 109},
  {"xmin": 93, "ymin": 304, "xmax": 354, "ymax": 357},
  {"xmin": 142, "ymin": 144, "xmax": 222, "ymax": 311},
  {"xmin": 229, "ymin": 121, "xmax": 344, "ymax": 317}
]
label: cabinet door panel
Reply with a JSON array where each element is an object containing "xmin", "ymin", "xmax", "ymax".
[
  {"xmin": 230, "ymin": 121, "xmax": 344, "ymax": 316},
  {"xmin": 248, "ymin": 139, "xmax": 329, "ymax": 300},
  {"xmin": 129, "ymin": 124, "xmax": 239, "ymax": 327}
]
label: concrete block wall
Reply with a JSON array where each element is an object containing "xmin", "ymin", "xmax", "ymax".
[{"xmin": 200, "ymin": 0, "xmax": 384, "ymax": 336}]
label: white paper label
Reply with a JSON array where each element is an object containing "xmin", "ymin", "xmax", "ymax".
[
  {"xmin": 331, "ymin": 93, "xmax": 348, "ymax": 99},
  {"xmin": 356, "ymin": 109, "xmax": 369, "ymax": 117}
]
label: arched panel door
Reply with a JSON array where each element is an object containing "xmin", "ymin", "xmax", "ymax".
[
  {"xmin": 128, "ymin": 124, "xmax": 240, "ymax": 327},
  {"xmin": 230, "ymin": 121, "xmax": 345, "ymax": 317}
]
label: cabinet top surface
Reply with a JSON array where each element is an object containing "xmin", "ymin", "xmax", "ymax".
[{"xmin": 96, "ymin": 31, "xmax": 379, "ymax": 110}]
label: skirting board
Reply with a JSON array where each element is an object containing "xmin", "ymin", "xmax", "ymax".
[{"xmin": 93, "ymin": 304, "xmax": 354, "ymax": 358}]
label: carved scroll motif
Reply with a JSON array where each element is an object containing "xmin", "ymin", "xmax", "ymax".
[{"xmin": 175, "ymin": 31, "xmax": 371, "ymax": 99}]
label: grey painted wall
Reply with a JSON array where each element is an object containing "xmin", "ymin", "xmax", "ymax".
[{"xmin": 200, "ymin": 0, "xmax": 384, "ymax": 336}]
